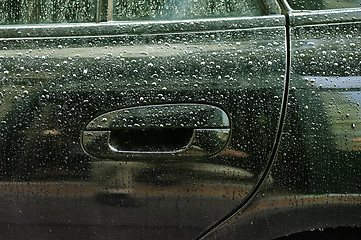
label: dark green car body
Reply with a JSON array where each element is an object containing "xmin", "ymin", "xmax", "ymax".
[{"xmin": 0, "ymin": 0, "xmax": 360, "ymax": 239}]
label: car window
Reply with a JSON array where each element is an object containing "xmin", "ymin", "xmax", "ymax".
[
  {"xmin": 0, "ymin": 0, "xmax": 264, "ymax": 25},
  {"xmin": 0, "ymin": 0, "xmax": 96, "ymax": 24},
  {"xmin": 287, "ymin": 0, "xmax": 361, "ymax": 10},
  {"xmin": 113, "ymin": 0, "xmax": 262, "ymax": 21}
]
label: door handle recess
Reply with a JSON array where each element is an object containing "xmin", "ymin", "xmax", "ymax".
[{"xmin": 81, "ymin": 104, "xmax": 230, "ymax": 160}]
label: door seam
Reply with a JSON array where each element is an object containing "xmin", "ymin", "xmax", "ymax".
[{"xmin": 195, "ymin": 12, "xmax": 292, "ymax": 240}]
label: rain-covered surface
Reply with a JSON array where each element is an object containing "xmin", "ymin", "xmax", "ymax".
[
  {"xmin": 276, "ymin": 20, "xmax": 361, "ymax": 194},
  {"xmin": 206, "ymin": 5, "xmax": 361, "ymax": 240},
  {"xmin": 3, "ymin": 1, "xmax": 360, "ymax": 239},
  {"xmin": 0, "ymin": 0, "xmax": 96, "ymax": 24},
  {"xmin": 0, "ymin": 1, "xmax": 286, "ymax": 237},
  {"xmin": 113, "ymin": 0, "xmax": 262, "ymax": 20},
  {"xmin": 288, "ymin": 0, "xmax": 361, "ymax": 10}
]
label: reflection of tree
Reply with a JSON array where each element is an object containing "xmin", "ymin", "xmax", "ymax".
[
  {"xmin": 114, "ymin": 0, "xmax": 245, "ymax": 20},
  {"xmin": 288, "ymin": 0, "xmax": 325, "ymax": 10},
  {"xmin": 3, "ymin": 0, "xmax": 21, "ymax": 23},
  {"xmin": 0, "ymin": 90, "xmax": 92, "ymax": 181},
  {"xmin": 290, "ymin": 0, "xmax": 361, "ymax": 10},
  {"xmin": 1, "ymin": 0, "xmax": 94, "ymax": 24},
  {"xmin": 2, "ymin": 0, "xmax": 41, "ymax": 23}
]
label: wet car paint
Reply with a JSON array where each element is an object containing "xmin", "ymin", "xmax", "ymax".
[{"xmin": 0, "ymin": 0, "xmax": 361, "ymax": 239}]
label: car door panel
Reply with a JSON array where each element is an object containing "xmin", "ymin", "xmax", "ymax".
[
  {"xmin": 0, "ymin": 3, "xmax": 286, "ymax": 240},
  {"xmin": 204, "ymin": 3, "xmax": 361, "ymax": 239},
  {"xmin": 275, "ymin": 9, "xmax": 361, "ymax": 194}
]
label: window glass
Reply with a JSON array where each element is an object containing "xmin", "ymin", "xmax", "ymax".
[
  {"xmin": 0, "ymin": 0, "xmax": 96, "ymax": 24},
  {"xmin": 113, "ymin": 0, "xmax": 262, "ymax": 21},
  {"xmin": 288, "ymin": 0, "xmax": 361, "ymax": 10}
]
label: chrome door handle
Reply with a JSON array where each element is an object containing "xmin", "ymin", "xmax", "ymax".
[{"xmin": 81, "ymin": 103, "xmax": 230, "ymax": 160}]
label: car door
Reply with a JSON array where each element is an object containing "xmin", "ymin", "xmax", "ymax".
[
  {"xmin": 200, "ymin": 1, "xmax": 361, "ymax": 239},
  {"xmin": 276, "ymin": 0, "xmax": 361, "ymax": 193},
  {"xmin": 0, "ymin": 0, "xmax": 286, "ymax": 239}
]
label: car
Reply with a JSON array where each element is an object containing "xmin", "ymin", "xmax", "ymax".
[{"xmin": 0, "ymin": 0, "xmax": 360, "ymax": 239}]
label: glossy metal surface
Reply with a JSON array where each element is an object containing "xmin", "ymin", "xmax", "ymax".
[
  {"xmin": 85, "ymin": 104, "xmax": 229, "ymax": 130},
  {"xmin": 0, "ymin": 9, "xmax": 286, "ymax": 239},
  {"xmin": 2, "ymin": 1, "xmax": 360, "ymax": 239},
  {"xmin": 203, "ymin": 5, "xmax": 361, "ymax": 240},
  {"xmin": 82, "ymin": 104, "xmax": 230, "ymax": 158},
  {"xmin": 278, "ymin": 13, "xmax": 361, "ymax": 194},
  {"xmin": 0, "ymin": 15, "xmax": 285, "ymax": 37},
  {"xmin": 83, "ymin": 128, "xmax": 230, "ymax": 158}
]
